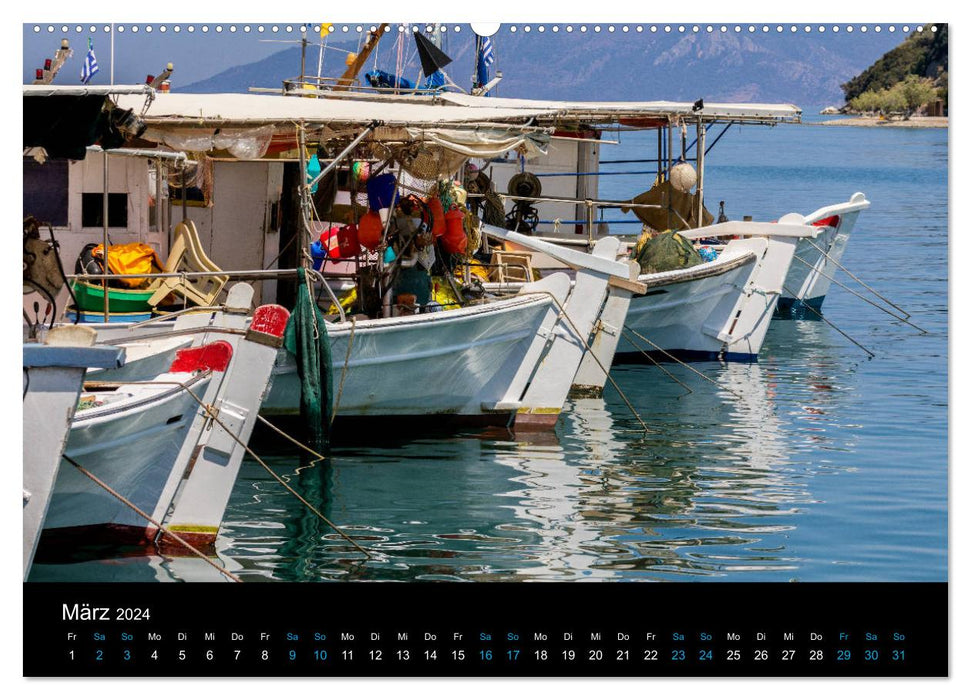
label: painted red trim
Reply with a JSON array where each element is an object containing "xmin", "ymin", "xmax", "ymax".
[
  {"xmin": 169, "ymin": 340, "xmax": 234, "ymax": 373},
  {"xmin": 512, "ymin": 412, "xmax": 561, "ymax": 431},
  {"xmin": 811, "ymin": 215, "xmax": 841, "ymax": 228},
  {"xmin": 250, "ymin": 304, "xmax": 291, "ymax": 338},
  {"xmin": 34, "ymin": 523, "xmax": 217, "ymax": 563}
]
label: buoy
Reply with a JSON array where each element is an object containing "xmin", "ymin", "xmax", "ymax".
[
  {"xmin": 669, "ymin": 162, "xmax": 697, "ymax": 193},
  {"xmin": 441, "ymin": 209, "xmax": 467, "ymax": 254},
  {"xmin": 367, "ymin": 173, "xmax": 398, "ymax": 211},
  {"xmin": 425, "ymin": 197, "xmax": 447, "ymax": 237},
  {"xmin": 358, "ymin": 210, "xmax": 384, "ymax": 250},
  {"xmin": 337, "ymin": 224, "xmax": 361, "ymax": 258}
]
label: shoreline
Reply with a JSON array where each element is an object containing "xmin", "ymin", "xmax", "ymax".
[{"xmin": 809, "ymin": 115, "xmax": 948, "ymax": 129}]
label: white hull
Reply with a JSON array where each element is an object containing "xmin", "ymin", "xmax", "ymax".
[
  {"xmin": 42, "ymin": 372, "xmax": 210, "ymax": 540},
  {"xmin": 779, "ymin": 193, "xmax": 870, "ymax": 310},
  {"xmin": 22, "ymin": 342, "xmax": 125, "ymax": 578},
  {"xmin": 263, "ymin": 292, "xmax": 558, "ymax": 421},
  {"xmin": 619, "ymin": 241, "xmax": 765, "ymax": 360}
]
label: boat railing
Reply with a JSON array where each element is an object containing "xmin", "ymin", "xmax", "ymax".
[
  {"xmin": 69, "ymin": 266, "xmax": 346, "ymax": 323},
  {"xmin": 466, "ymin": 192, "xmax": 692, "ymax": 245}
]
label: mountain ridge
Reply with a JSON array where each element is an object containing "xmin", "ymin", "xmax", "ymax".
[{"xmin": 181, "ymin": 29, "xmax": 904, "ymax": 107}]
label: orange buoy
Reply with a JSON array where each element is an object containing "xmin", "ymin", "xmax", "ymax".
[
  {"xmin": 425, "ymin": 196, "xmax": 447, "ymax": 237},
  {"xmin": 441, "ymin": 208, "xmax": 467, "ymax": 254},
  {"xmin": 358, "ymin": 210, "xmax": 384, "ymax": 250}
]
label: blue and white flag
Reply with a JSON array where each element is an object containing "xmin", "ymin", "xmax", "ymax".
[
  {"xmin": 481, "ymin": 36, "xmax": 495, "ymax": 66},
  {"xmin": 81, "ymin": 38, "xmax": 99, "ymax": 84}
]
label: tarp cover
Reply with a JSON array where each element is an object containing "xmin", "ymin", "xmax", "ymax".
[
  {"xmin": 622, "ymin": 180, "xmax": 714, "ymax": 231},
  {"xmin": 404, "ymin": 127, "xmax": 550, "ymax": 159}
]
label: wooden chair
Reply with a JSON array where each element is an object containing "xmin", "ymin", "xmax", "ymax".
[
  {"xmin": 489, "ymin": 251, "xmax": 535, "ymax": 284},
  {"xmin": 148, "ymin": 220, "xmax": 229, "ymax": 309}
]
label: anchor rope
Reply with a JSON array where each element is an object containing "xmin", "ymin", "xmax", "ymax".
[
  {"xmin": 619, "ymin": 328, "xmax": 695, "ymax": 397},
  {"xmin": 84, "ymin": 379, "xmax": 371, "ymax": 559},
  {"xmin": 622, "ymin": 326, "xmax": 746, "ymax": 401},
  {"xmin": 530, "ymin": 290, "xmax": 652, "ymax": 434},
  {"xmin": 781, "ymin": 285, "xmax": 875, "ymax": 358},
  {"xmin": 804, "ymin": 238, "xmax": 912, "ymax": 319},
  {"xmin": 62, "ymin": 453, "xmax": 242, "ymax": 583},
  {"xmin": 793, "ymin": 254, "xmax": 927, "ymax": 334}
]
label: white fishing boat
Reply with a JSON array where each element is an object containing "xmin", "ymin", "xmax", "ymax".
[
  {"xmin": 37, "ymin": 288, "xmax": 291, "ymax": 556},
  {"xmin": 21, "ymin": 88, "xmax": 643, "ymax": 430},
  {"xmin": 22, "ymin": 326, "xmax": 125, "ymax": 579},
  {"xmin": 615, "ymin": 217, "xmax": 822, "ymax": 362},
  {"xmin": 38, "ymin": 354, "xmax": 216, "ymax": 551},
  {"xmin": 776, "ymin": 193, "xmax": 871, "ymax": 316}
]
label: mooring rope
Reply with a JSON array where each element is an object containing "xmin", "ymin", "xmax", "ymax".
[
  {"xmin": 331, "ymin": 316, "xmax": 356, "ymax": 426},
  {"xmin": 782, "ymin": 284, "xmax": 876, "ymax": 359},
  {"xmin": 804, "ymin": 238, "xmax": 912, "ymax": 319},
  {"xmin": 84, "ymin": 379, "xmax": 372, "ymax": 559},
  {"xmin": 619, "ymin": 328, "xmax": 695, "ymax": 397},
  {"xmin": 256, "ymin": 414, "xmax": 327, "ymax": 466},
  {"xmin": 61, "ymin": 454, "xmax": 242, "ymax": 583},
  {"xmin": 793, "ymin": 254, "xmax": 928, "ymax": 334},
  {"xmin": 622, "ymin": 326, "xmax": 746, "ymax": 401},
  {"xmin": 530, "ymin": 290, "xmax": 652, "ymax": 434}
]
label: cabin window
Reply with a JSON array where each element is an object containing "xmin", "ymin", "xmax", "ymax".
[
  {"xmin": 23, "ymin": 157, "xmax": 69, "ymax": 227},
  {"xmin": 81, "ymin": 192, "xmax": 129, "ymax": 228}
]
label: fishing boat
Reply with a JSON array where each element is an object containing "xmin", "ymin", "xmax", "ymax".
[
  {"xmin": 317, "ymin": 90, "xmax": 874, "ymax": 352},
  {"xmin": 24, "ymin": 86, "xmax": 644, "ymax": 431},
  {"xmin": 776, "ymin": 193, "xmax": 871, "ymax": 317},
  {"xmin": 37, "ymin": 292, "xmax": 290, "ymax": 555},
  {"xmin": 22, "ymin": 325, "xmax": 125, "ymax": 579}
]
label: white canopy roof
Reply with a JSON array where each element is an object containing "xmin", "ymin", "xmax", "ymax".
[
  {"xmin": 320, "ymin": 90, "xmax": 802, "ymax": 125},
  {"xmin": 111, "ymin": 91, "xmax": 556, "ymax": 129}
]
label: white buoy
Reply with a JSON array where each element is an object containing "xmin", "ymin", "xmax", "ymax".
[{"xmin": 670, "ymin": 162, "xmax": 697, "ymax": 193}]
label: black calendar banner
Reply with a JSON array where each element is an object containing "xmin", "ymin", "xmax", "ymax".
[{"xmin": 24, "ymin": 582, "xmax": 947, "ymax": 677}]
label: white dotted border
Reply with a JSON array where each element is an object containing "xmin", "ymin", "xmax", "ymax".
[{"xmin": 31, "ymin": 24, "xmax": 937, "ymax": 35}]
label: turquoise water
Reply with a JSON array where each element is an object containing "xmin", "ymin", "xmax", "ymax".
[{"xmin": 29, "ymin": 123, "xmax": 948, "ymax": 583}]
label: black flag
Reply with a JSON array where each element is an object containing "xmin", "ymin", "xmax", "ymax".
[{"xmin": 413, "ymin": 32, "xmax": 453, "ymax": 77}]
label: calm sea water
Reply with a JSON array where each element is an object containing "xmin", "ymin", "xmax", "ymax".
[{"xmin": 29, "ymin": 122, "xmax": 948, "ymax": 584}]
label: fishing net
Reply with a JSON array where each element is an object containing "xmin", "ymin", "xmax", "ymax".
[
  {"xmin": 283, "ymin": 270, "xmax": 333, "ymax": 450},
  {"xmin": 633, "ymin": 230, "xmax": 704, "ymax": 274}
]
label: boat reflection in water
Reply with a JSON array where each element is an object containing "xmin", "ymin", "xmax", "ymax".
[
  {"xmin": 201, "ymin": 333, "xmax": 854, "ymax": 582},
  {"xmin": 29, "ymin": 318, "xmax": 857, "ymax": 583}
]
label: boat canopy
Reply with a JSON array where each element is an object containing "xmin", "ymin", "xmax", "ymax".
[
  {"xmin": 318, "ymin": 90, "xmax": 802, "ymax": 126},
  {"xmin": 111, "ymin": 91, "xmax": 557, "ymax": 129}
]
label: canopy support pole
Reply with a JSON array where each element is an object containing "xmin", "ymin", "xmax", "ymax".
[{"xmin": 696, "ymin": 115, "xmax": 706, "ymax": 229}]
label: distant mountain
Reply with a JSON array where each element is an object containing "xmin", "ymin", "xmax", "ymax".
[{"xmin": 181, "ymin": 28, "xmax": 904, "ymax": 107}]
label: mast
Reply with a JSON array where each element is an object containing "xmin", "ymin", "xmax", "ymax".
[{"xmin": 334, "ymin": 24, "xmax": 388, "ymax": 90}]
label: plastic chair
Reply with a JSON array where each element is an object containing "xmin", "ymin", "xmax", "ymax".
[{"xmin": 147, "ymin": 220, "xmax": 229, "ymax": 308}]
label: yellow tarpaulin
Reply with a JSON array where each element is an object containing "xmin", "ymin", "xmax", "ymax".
[{"xmin": 93, "ymin": 243, "xmax": 164, "ymax": 288}]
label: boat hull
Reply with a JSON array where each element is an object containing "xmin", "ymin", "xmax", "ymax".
[
  {"xmin": 777, "ymin": 193, "xmax": 869, "ymax": 315},
  {"xmin": 22, "ymin": 344, "xmax": 125, "ymax": 578},
  {"xmin": 262, "ymin": 293, "xmax": 556, "ymax": 421},
  {"xmin": 617, "ymin": 245, "xmax": 762, "ymax": 361},
  {"xmin": 38, "ymin": 373, "xmax": 210, "ymax": 550}
]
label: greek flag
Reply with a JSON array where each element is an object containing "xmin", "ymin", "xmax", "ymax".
[
  {"xmin": 481, "ymin": 36, "xmax": 495, "ymax": 66},
  {"xmin": 81, "ymin": 38, "xmax": 99, "ymax": 84}
]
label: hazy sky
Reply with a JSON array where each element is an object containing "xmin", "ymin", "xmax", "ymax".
[{"xmin": 23, "ymin": 22, "xmax": 314, "ymax": 87}]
